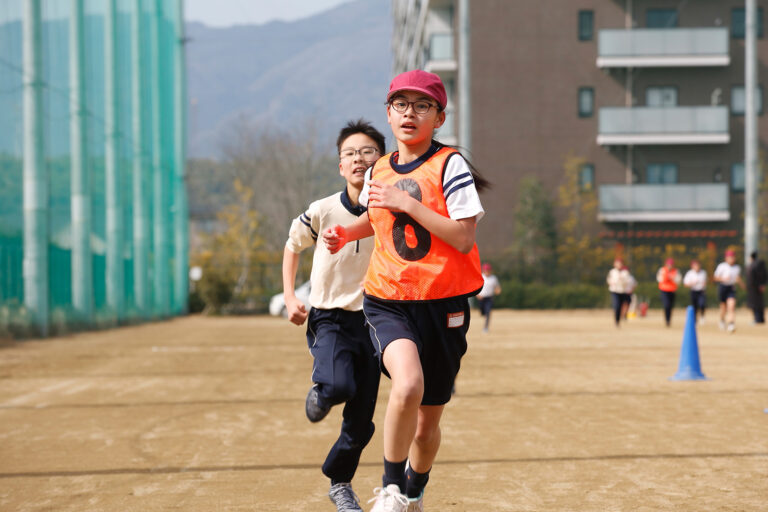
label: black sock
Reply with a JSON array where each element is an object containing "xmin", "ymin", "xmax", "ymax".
[
  {"xmin": 382, "ymin": 457, "xmax": 407, "ymax": 493},
  {"xmin": 405, "ymin": 464, "xmax": 430, "ymax": 499}
]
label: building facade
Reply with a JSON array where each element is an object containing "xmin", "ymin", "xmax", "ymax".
[{"xmin": 392, "ymin": 0, "xmax": 768, "ymax": 256}]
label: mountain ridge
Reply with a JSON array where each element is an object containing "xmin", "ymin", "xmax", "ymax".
[{"xmin": 186, "ymin": 0, "xmax": 393, "ymax": 158}]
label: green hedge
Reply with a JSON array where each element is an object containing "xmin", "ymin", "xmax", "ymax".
[{"xmin": 488, "ymin": 280, "xmax": 747, "ymax": 310}]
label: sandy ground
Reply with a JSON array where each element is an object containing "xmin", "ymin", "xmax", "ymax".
[{"xmin": 0, "ymin": 307, "xmax": 766, "ymax": 511}]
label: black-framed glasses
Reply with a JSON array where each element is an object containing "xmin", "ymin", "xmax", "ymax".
[
  {"xmin": 388, "ymin": 98, "xmax": 439, "ymax": 114},
  {"xmin": 339, "ymin": 146, "xmax": 379, "ymax": 160}
]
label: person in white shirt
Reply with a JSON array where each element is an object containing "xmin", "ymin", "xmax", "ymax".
[
  {"xmin": 683, "ymin": 260, "xmax": 707, "ymax": 325},
  {"xmin": 477, "ymin": 262, "xmax": 501, "ymax": 332},
  {"xmin": 282, "ymin": 119, "xmax": 386, "ymax": 511},
  {"xmin": 713, "ymin": 249, "xmax": 744, "ymax": 333},
  {"xmin": 606, "ymin": 258, "xmax": 636, "ymax": 326}
]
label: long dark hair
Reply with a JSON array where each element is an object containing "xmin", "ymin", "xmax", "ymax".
[{"xmin": 433, "ymin": 139, "xmax": 491, "ymax": 193}]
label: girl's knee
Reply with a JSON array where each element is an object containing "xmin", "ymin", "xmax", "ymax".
[{"xmin": 390, "ymin": 376, "xmax": 424, "ymax": 407}]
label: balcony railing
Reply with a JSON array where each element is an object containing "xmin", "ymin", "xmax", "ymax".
[
  {"xmin": 598, "ymin": 184, "xmax": 730, "ymax": 222},
  {"xmin": 597, "ymin": 28, "xmax": 730, "ymax": 67},
  {"xmin": 597, "ymin": 106, "xmax": 730, "ymax": 145}
]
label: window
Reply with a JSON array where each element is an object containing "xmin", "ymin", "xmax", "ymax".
[
  {"xmin": 578, "ymin": 87, "xmax": 594, "ymax": 117},
  {"xmin": 579, "ymin": 164, "xmax": 595, "ymax": 192},
  {"xmin": 646, "ymin": 163, "xmax": 678, "ymax": 184},
  {"xmin": 646, "ymin": 86, "xmax": 678, "ymax": 107},
  {"xmin": 732, "ymin": 7, "xmax": 764, "ymax": 39},
  {"xmin": 578, "ymin": 10, "xmax": 594, "ymax": 41},
  {"xmin": 732, "ymin": 163, "xmax": 745, "ymax": 192},
  {"xmin": 646, "ymin": 8, "xmax": 678, "ymax": 28},
  {"xmin": 731, "ymin": 85, "xmax": 764, "ymax": 115}
]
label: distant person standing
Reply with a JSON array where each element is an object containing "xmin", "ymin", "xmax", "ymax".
[
  {"xmin": 477, "ymin": 263, "xmax": 501, "ymax": 332},
  {"xmin": 656, "ymin": 258, "xmax": 681, "ymax": 327},
  {"xmin": 746, "ymin": 251, "xmax": 767, "ymax": 324},
  {"xmin": 683, "ymin": 260, "xmax": 707, "ymax": 325},
  {"xmin": 713, "ymin": 249, "xmax": 744, "ymax": 333},
  {"xmin": 606, "ymin": 258, "xmax": 636, "ymax": 327}
]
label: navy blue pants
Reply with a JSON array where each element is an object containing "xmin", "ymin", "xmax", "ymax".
[
  {"xmin": 660, "ymin": 290, "xmax": 676, "ymax": 326},
  {"xmin": 690, "ymin": 290, "xmax": 706, "ymax": 317},
  {"xmin": 307, "ymin": 308, "xmax": 380, "ymax": 483}
]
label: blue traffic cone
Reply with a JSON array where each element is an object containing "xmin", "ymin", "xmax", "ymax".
[{"xmin": 670, "ymin": 305, "xmax": 708, "ymax": 381}]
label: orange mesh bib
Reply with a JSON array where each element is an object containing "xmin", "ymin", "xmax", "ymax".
[{"xmin": 365, "ymin": 147, "xmax": 483, "ymax": 301}]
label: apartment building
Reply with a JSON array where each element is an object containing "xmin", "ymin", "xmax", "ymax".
[{"xmin": 392, "ymin": 0, "xmax": 768, "ymax": 255}]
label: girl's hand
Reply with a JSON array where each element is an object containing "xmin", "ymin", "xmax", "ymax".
[
  {"xmin": 322, "ymin": 225, "xmax": 348, "ymax": 254},
  {"xmin": 367, "ymin": 179, "xmax": 412, "ymax": 212}
]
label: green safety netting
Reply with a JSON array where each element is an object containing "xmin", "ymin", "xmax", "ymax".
[{"xmin": 0, "ymin": 0, "xmax": 188, "ymax": 336}]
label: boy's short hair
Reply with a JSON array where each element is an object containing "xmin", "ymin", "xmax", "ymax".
[{"xmin": 336, "ymin": 119, "xmax": 386, "ymax": 155}]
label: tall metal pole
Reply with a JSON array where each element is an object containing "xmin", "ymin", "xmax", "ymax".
[
  {"xmin": 132, "ymin": 0, "xmax": 149, "ymax": 317},
  {"xmin": 23, "ymin": 0, "xmax": 48, "ymax": 336},
  {"xmin": 151, "ymin": 0, "xmax": 170, "ymax": 316},
  {"xmin": 173, "ymin": 0, "xmax": 189, "ymax": 314},
  {"xmin": 458, "ymin": 0, "xmax": 471, "ymax": 155},
  {"xmin": 745, "ymin": 0, "xmax": 759, "ymax": 262},
  {"xmin": 70, "ymin": 0, "xmax": 93, "ymax": 321},
  {"xmin": 105, "ymin": 0, "xmax": 123, "ymax": 321}
]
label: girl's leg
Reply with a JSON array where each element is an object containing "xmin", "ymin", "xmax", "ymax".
[
  {"xmin": 405, "ymin": 405, "xmax": 444, "ymax": 499},
  {"xmin": 611, "ymin": 293, "xmax": 621, "ymax": 325},
  {"xmin": 381, "ymin": 338, "xmax": 424, "ymax": 491},
  {"xmin": 409, "ymin": 405, "xmax": 444, "ymax": 472},
  {"xmin": 726, "ymin": 297, "xmax": 737, "ymax": 324}
]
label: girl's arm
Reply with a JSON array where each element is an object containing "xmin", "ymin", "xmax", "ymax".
[
  {"xmin": 367, "ymin": 180, "xmax": 476, "ymax": 254},
  {"xmin": 322, "ymin": 211, "xmax": 374, "ymax": 254}
]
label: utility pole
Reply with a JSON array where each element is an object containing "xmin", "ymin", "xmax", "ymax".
[{"xmin": 745, "ymin": 0, "xmax": 759, "ymax": 262}]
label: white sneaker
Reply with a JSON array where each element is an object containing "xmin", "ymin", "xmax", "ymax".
[
  {"xmin": 727, "ymin": 323, "xmax": 736, "ymax": 333},
  {"xmin": 369, "ymin": 484, "xmax": 409, "ymax": 512},
  {"xmin": 407, "ymin": 491, "xmax": 424, "ymax": 511},
  {"xmin": 719, "ymin": 321, "xmax": 726, "ymax": 331}
]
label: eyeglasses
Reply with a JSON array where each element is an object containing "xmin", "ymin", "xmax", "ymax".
[
  {"xmin": 388, "ymin": 99, "xmax": 439, "ymax": 115},
  {"xmin": 339, "ymin": 146, "xmax": 379, "ymax": 160}
]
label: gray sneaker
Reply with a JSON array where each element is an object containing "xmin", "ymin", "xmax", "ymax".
[
  {"xmin": 305, "ymin": 385, "xmax": 330, "ymax": 422},
  {"xmin": 329, "ymin": 483, "xmax": 363, "ymax": 512}
]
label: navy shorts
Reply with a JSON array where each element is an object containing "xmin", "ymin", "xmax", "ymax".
[
  {"xmin": 362, "ymin": 295, "xmax": 470, "ymax": 406},
  {"xmin": 718, "ymin": 284, "xmax": 736, "ymax": 303}
]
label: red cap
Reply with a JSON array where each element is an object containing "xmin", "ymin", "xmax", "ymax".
[
  {"xmin": 387, "ymin": 70, "xmax": 447, "ymax": 110},
  {"xmin": 665, "ymin": 258, "xmax": 674, "ymax": 266},
  {"xmin": 725, "ymin": 249, "xmax": 735, "ymax": 257},
  {"xmin": 481, "ymin": 263, "xmax": 492, "ymax": 271}
]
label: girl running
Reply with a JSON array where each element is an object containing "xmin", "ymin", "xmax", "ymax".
[
  {"xmin": 714, "ymin": 249, "xmax": 744, "ymax": 333},
  {"xmin": 606, "ymin": 259, "xmax": 635, "ymax": 327},
  {"xmin": 656, "ymin": 258, "xmax": 681, "ymax": 327},
  {"xmin": 323, "ymin": 69, "xmax": 488, "ymax": 512},
  {"xmin": 683, "ymin": 260, "xmax": 707, "ymax": 325}
]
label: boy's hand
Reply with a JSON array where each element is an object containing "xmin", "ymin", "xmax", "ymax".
[
  {"xmin": 284, "ymin": 294, "xmax": 308, "ymax": 326},
  {"xmin": 367, "ymin": 179, "xmax": 411, "ymax": 212},
  {"xmin": 323, "ymin": 225, "xmax": 348, "ymax": 254}
]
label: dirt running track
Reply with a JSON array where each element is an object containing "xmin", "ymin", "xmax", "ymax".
[{"xmin": 0, "ymin": 309, "xmax": 766, "ymax": 511}]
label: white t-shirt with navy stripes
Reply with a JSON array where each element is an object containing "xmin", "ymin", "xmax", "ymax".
[{"xmin": 359, "ymin": 148, "xmax": 485, "ymax": 222}]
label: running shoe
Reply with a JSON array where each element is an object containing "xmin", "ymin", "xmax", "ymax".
[
  {"xmin": 328, "ymin": 483, "xmax": 363, "ymax": 512},
  {"xmin": 305, "ymin": 385, "xmax": 330, "ymax": 422},
  {"xmin": 369, "ymin": 484, "xmax": 409, "ymax": 512},
  {"xmin": 407, "ymin": 491, "xmax": 424, "ymax": 511},
  {"xmin": 727, "ymin": 323, "xmax": 736, "ymax": 334}
]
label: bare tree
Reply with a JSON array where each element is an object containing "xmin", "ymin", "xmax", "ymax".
[{"xmin": 217, "ymin": 116, "xmax": 338, "ymax": 251}]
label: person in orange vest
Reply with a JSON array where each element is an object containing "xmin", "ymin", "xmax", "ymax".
[
  {"xmin": 656, "ymin": 257, "xmax": 682, "ymax": 327},
  {"xmin": 323, "ymin": 69, "xmax": 489, "ymax": 512}
]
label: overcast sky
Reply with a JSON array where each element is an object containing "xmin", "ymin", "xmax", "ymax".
[{"xmin": 184, "ymin": 0, "xmax": 353, "ymax": 27}]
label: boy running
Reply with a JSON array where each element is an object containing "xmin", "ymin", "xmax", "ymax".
[{"xmin": 282, "ymin": 119, "xmax": 386, "ymax": 511}]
